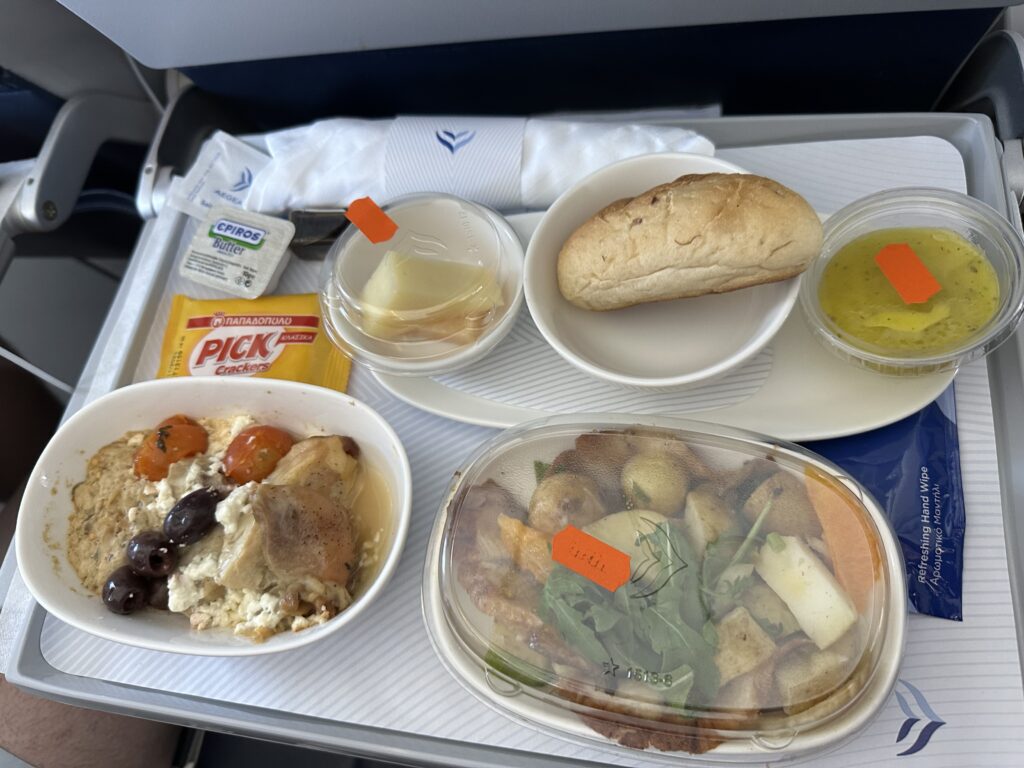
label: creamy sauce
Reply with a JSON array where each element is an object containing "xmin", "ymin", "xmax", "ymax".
[
  {"xmin": 349, "ymin": 466, "xmax": 392, "ymax": 595},
  {"xmin": 818, "ymin": 227, "xmax": 1000, "ymax": 353}
]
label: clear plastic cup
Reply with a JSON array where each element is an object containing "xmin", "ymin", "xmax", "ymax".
[
  {"xmin": 320, "ymin": 194, "xmax": 524, "ymax": 376},
  {"xmin": 799, "ymin": 188, "xmax": 1024, "ymax": 376}
]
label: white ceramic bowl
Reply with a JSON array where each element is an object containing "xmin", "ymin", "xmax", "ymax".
[
  {"xmin": 524, "ymin": 153, "xmax": 802, "ymax": 389},
  {"xmin": 15, "ymin": 377, "xmax": 412, "ymax": 657}
]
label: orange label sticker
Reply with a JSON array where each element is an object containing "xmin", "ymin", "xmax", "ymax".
[
  {"xmin": 874, "ymin": 243, "xmax": 942, "ymax": 304},
  {"xmin": 551, "ymin": 525, "xmax": 631, "ymax": 592},
  {"xmin": 345, "ymin": 197, "xmax": 398, "ymax": 244}
]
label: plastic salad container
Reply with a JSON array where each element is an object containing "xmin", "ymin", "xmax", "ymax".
[
  {"xmin": 799, "ymin": 188, "xmax": 1024, "ymax": 376},
  {"xmin": 320, "ymin": 193, "xmax": 524, "ymax": 376},
  {"xmin": 423, "ymin": 415, "xmax": 906, "ymax": 760}
]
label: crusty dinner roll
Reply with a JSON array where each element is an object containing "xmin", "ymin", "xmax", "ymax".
[{"xmin": 556, "ymin": 173, "xmax": 822, "ymax": 311}]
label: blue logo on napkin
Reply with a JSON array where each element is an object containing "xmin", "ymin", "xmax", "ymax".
[
  {"xmin": 895, "ymin": 679, "xmax": 945, "ymax": 756},
  {"xmin": 436, "ymin": 130, "xmax": 476, "ymax": 154},
  {"xmin": 230, "ymin": 167, "xmax": 254, "ymax": 193}
]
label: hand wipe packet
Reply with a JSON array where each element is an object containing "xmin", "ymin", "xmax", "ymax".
[
  {"xmin": 805, "ymin": 385, "xmax": 965, "ymax": 620},
  {"xmin": 166, "ymin": 131, "xmax": 271, "ymax": 219},
  {"xmin": 158, "ymin": 294, "xmax": 350, "ymax": 391}
]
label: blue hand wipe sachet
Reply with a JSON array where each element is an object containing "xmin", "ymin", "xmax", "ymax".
[{"xmin": 804, "ymin": 385, "xmax": 965, "ymax": 620}]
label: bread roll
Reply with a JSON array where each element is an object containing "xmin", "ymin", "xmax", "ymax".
[{"xmin": 556, "ymin": 174, "xmax": 822, "ymax": 311}]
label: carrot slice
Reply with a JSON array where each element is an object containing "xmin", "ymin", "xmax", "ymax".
[{"xmin": 804, "ymin": 467, "xmax": 881, "ymax": 613}]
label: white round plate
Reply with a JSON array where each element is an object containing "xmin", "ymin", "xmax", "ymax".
[
  {"xmin": 374, "ymin": 212, "xmax": 954, "ymax": 441},
  {"xmin": 16, "ymin": 377, "xmax": 412, "ymax": 656},
  {"xmin": 525, "ymin": 153, "xmax": 799, "ymax": 388}
]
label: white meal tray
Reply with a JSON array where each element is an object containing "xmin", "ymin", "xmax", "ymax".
[{"xmin": 5, "ymin": 122, "xmax": 1024, "ymax": 768}]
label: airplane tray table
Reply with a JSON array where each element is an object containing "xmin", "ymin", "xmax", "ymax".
[{"xmin": 4, "ymin": 113, "xmax": 1024, "ymax": 768}]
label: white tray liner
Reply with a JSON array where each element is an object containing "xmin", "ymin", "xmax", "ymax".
[{"xmin": 34, "ymin": 136, "xmax": 1024, "ymax": 766}]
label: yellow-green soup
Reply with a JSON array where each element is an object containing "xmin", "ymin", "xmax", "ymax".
[{"xmin": 818, "ymin": 227, "xmax": 999, "ymax": 353}]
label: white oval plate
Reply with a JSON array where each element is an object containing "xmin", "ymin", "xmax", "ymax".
[
  {"xmin": 16, "ymin": 377, "xmax": 412, "ymax": 656},
  {"xmin": 374, "ymin": 213, "xmax": 954, "ymax": 441}
]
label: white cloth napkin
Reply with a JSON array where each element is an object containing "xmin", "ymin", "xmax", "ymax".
[{"xmin": 244, "ymin": 117, "xmax": 714, "ymax": 214}]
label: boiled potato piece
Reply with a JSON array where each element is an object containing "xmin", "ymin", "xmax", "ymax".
[
  {"xmin": 739, "ymin": 582, "xmax": 801, "ymax": 639},
  {"xmin": 528, "ymin": 473, "xmax": 606, "ymax": 534},
  {"xmin": 681, "ymin": 484, "xmax": 735, "ymax": 559},
  {"xmin": 547, "ymin": 448, "xmax": 620, "ymax": 501},
  {"xmin": 621, "ymin": 453, "xmax": 690, "ymax": 515},
  {"xmin": 742, "ymin": 471, "xmax": 822, "ymax": 537},
  {"xmin": 624, "ymin": 428, "xmax": 712, "ymax": 479},
  {"xmin": 583, "ymin": 510, "xmax": 669, "ymax": 563},
  {"xmin": 774, "ymin": 643, "xmax": 857, "ymax": 714},
  {"xmin": 714, "ymin": 606, "xmax": 777, "ymax": 685},
  {"xmin": 755, "ymin": 536, "xmax": 857, "ymax": 649}
]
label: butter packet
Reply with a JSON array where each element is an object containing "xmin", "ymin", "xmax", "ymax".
[
  {"xmin": 179, "ymin": 207, "xmax": 295, "ymax": 299},
  {"xmin": 158, "ymin": 294, "xmax": 350, "ymax": 391}
]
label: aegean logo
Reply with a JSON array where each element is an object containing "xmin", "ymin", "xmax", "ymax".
[
  {"xmin": 230, "ymin": 167, "xmax": 254, "ymax": 192},
  {"xmin": 436, "ymin": 129, "xmax": 476, "ymax": 154},
  {"xmin": 895, "ymin": 679, "xmax": 945, "ymax": 756}
]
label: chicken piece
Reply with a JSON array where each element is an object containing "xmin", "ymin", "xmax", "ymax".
[
  {"xmin": 455, "ymin": 480, "xmax": 526, "ymax": 563},
  {"xmin": 266, "ymin": 435, "xmax": 361, "ymax": 509},
  {"xmin": 528, "ymin": 473, "xmax": 606, "ymax": 534},
  {"xmin": 252, "ymin": 484, "xmax": 357, "ymax": 586},
  {"xmin": 625, "ymin": 427, "xmax": 713, "ymax": 480},
  {"xmin": 458, "ymin": 557, "xmax": 544, "ymax": 631},
  {"xmin": 497, "ymin": 514, "xmax": 553, "ymax": 583}
]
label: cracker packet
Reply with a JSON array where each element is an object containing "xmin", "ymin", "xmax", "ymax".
[{"xmin": 158, "ymin": 294, "xmax": 350, "ymax": 391}]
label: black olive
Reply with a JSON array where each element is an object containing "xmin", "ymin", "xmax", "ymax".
[
  {"xmin": 102, "ymin": 566, "xmax": 149, "ymax": 615},
  {"xmin": 163, "ymin": 487, "xmax": 222, "ymax": 545},
  {"xmin": 147, "ymin": 577, "xmax": 170, "ymax": 611},
  {"xmin": 126, "ymin": 530, "xmax": 177, "ymax": 578}
]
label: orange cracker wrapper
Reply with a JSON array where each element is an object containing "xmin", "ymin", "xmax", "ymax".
[{"xmin": 158, "ymin": 294, "xmax": 350, "ymax": 391}]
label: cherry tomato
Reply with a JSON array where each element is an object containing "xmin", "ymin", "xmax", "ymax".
[
  {"xmin": 133, "ymin": 415, "xmax": 209, "ymax": 481},
  {"xmin": 223, "ymin": 426, "xmax": 294, "ymax": 484}
]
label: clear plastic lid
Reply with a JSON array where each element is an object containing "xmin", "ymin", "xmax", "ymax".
[
  {"xmin": 425, "ymin": 417, "xmax": 905, "ymax": 758},
  {"xmin": 320, "ymin": 194, "xmax": 523, "ymax": 375}
]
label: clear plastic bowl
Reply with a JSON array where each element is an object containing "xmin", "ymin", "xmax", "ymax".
[
  {"xmin": 423, "ymin": 415, "xmax": 906, "ymax": 760},
  {"xmin": 799, "ymin": 188, "xmax": 1024, "ymax": 376},
  {"xmin": 320, "ymin": 193, "xmax": 524, "ymax": 376}
]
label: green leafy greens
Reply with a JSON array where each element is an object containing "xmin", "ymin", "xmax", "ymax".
[{"xmin": 540, "ymin": 519, "xmax": 720, "ymax": 709}]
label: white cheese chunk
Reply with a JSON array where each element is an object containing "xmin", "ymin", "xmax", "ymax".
[{"xmin": 754, "ymin": 535, "xmax": 857, "ymax": 649}]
